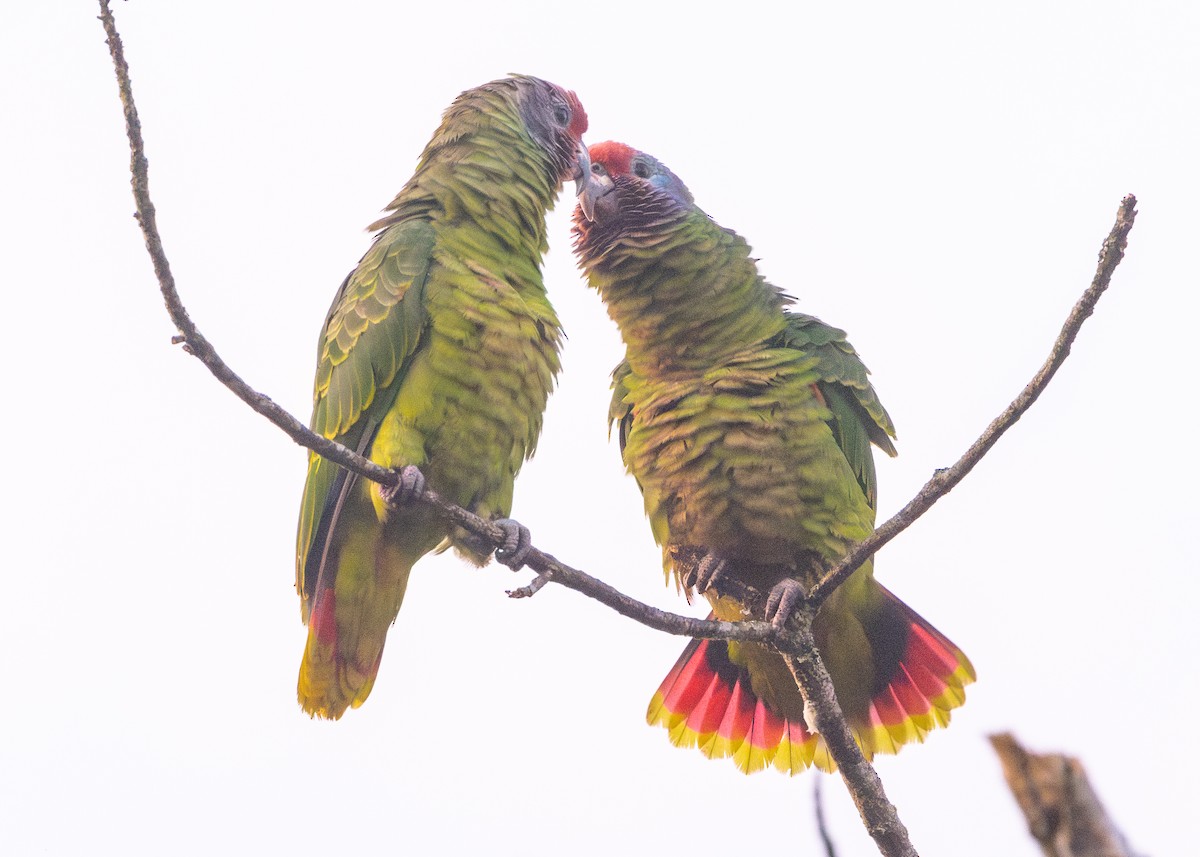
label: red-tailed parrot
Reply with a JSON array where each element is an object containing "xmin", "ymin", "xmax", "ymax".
[
  {"xmin": 574, "ymin": 141, "xmax": 973, "ymax": 773},
  {"xmin": 295, "ymin": 76, "xmax": 589, "ymax": 719}
]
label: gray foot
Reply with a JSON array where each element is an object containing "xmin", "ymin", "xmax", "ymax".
[
  {"xmin": 765, "ymin": 578, "xmax": 809, "ymax": 629},
  {"xmin": 494, "ymin": 518, "xmax": 532, "ymax": 570},
  {"xmin": 684, "ymin": 552, "xmax": 728, "ymax": 593},
  {"xmin": 380, "ymin": 464, "xmax": 426, "ymax": 507}
]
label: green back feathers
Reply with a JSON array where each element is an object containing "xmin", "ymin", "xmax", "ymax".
[
  {"xmin": 297, "ymin": 221, "xmax": 435, "ymax": 598},
  {"xmin": 778, "ymin": 313, "xmax": 897, "ymax": 509},
  {"xmin": 312, "ymin": 221, "xmax": 436, "ymax": 441}
]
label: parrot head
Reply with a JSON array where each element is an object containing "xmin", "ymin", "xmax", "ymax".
[
  {"xmin": 507, "ymin": 74, "xmax": 591, "ymax": 194},
  {"xmin": 575, "ymin": 141, "xmax": 693, "ymax": 224}
]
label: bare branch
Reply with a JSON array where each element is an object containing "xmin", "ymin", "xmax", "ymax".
[
  {"xmin": 784, "ymin": 612, "xmax": 916, "ymax": 857},
  {"xmin": 990, "ymin": 733, "xmax": 1138, "ymax": 857},
  {"xmin": 808, "ymin": 195, "xmax": 1137, "ymax": 604},
  {"xmin": 98, "ymin": 0, "xmax": 398, "ymax": 492},
  {"xmin": 507, "ymin": 570, "xmax": 555, "ymax": 598},
  {"xmin": 99, "ymin": 6, "xmax": 1135, "ymax": 856}
]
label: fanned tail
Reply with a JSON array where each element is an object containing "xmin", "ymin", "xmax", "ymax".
[
  {"xmin": 647, "ymin": 592, "xmax": 974, "ymax": 775},
  {"xmin": 850, "ymin": 584, "xmax": 975, "ymax": 760},
  {"xmin": 647, "ymin": 636, "xmax": 819, "ymax": 775}
]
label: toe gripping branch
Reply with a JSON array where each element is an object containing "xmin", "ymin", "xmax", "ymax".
[
  {"xmin": 380, "ymin": 464, "xmax": 427, "ymax": 507},
  {"xmin": 374, "ymin": 465, "xmax": 546, "ymax": 596},
  {"xmin": 494, "ymin": 518, "xmax": 533, "ymax": 570},
  {"xmin": 765, "ymin": 579, "xmax": 810, "ymax": 629},
  {"xmin": 676, "ymin": 547, "xmax": 817, "ymax": 636},
  {"xmin": 684, "ymin": 553, "xmax": 728, "ymax": 593},
  {"xmin": 378, "ymin": 465, "xmax": 534, "ymax": 572}
]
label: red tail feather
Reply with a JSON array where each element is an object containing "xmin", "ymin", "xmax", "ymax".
[
  {"xmin": 647, "ymin": 594, "xmax": 974, "ymax": 775},
  {"xmin": 647, "ymin": 636, "xmax": 819, "ymax": 774}
]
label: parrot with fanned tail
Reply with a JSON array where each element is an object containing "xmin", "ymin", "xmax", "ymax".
[
  {"xmin": 573, "ymin": 141, "xmax": 973, "ymax": 773},
  {"xmin": 295, "ymin": 75, "xmax": 589, "ymax": 719}
]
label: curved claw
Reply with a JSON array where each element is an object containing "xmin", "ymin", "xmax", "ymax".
[
  {"xmin": 493, "ymin": 518, "xmax": 532, "ymax": 570},
  {"xmin": 685, "ymin": 552, "xmax": 728, "ymax": 593},
  {"xmin": 381, "ymin": 464, "xmax": 426, "ymax": 508},
  {"xmin": 765, "ymin": 579, "xmax": 809, "ymax": 629}
]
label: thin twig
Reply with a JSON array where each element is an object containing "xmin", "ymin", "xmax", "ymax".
[
  {"xmin": 507, "ymin": 570, "xmax": 555, "ymax": 598},
  {"xmin": 98, "ymin": 0, "xmax": 399, "ymax": 494},
  {"xmin": 808, "ymin": 195, "xmax": 1137, "ymax": 604},
  {"xmin": 814, "ymin": 777, "xmax": 840, "ymax": 857}
]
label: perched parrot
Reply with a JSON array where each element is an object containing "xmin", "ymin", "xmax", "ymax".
[
  {"xmin": 573, "ymin": 142, "xmax": 973, "ymax": 774},
  {"xmin": 295, "ymin": 75, "xmax": 589, "ymax": 719}
]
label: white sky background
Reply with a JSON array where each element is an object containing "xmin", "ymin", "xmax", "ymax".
[{"xmin": 3, "ymin": 1, "xmax": 1197, "ymax": 854}]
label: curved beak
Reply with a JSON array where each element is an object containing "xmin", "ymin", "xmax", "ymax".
[
  {"xmin": 572, "ymin": 142, "xmax": 591, "ymax": 202},
  {"xmin": 576, "ymin": 150, "xmax": 615, "ymax": 223}
]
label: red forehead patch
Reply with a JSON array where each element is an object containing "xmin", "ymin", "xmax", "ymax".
[
  {"xmin": 589, "ymin": 141, "xmax": 636, "ymax": 177},
  {"xmin": 564, "ymin": 88, "xmax": 588, "ymax": 139}
]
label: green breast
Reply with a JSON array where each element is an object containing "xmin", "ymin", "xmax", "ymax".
[
  {"xmin": 376, "ymin": 240, "xmax": 561, "ymax": 521},
  {"xmin": 622, "ymin": 345, "xmax": 876, "ymax": 568}
]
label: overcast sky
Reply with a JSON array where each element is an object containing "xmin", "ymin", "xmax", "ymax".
[{"xmin": 3, "ymin": 2, "xmax": 1198, "ymax": 855}]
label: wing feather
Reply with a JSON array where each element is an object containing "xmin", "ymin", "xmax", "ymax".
[
  {"xmin": 781, "ymin": 313, "xmax": 897, "ymax": 510},
  {"xmin": 296, "ymin": 218, "xmax": 436, "ymax": 611}
]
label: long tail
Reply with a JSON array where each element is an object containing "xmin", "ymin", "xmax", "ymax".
[
  {"xmin": 298, "ymin": 589, "xmax": 388, "ymax": 720},
  {"xmin": 646, "ymin": 585, "xmax": 974, "ymax": 774},
  {"xmin": 297, "ymin": 506, "xmax": 429, "ymax": 720}
]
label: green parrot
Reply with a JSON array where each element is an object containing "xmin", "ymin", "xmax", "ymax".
[
  {"xmin": 573, "ymin": 141, "xmax": 973, "ymax": 773},
  {"xmin": 295, "ymin": 76, "xmax": 589, "ymax": 719}
]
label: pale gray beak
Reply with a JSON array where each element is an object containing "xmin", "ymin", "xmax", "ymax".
[
  {"xmin": 577, "ymin": 161, "xmax": 614, "ymax": 223},
  {"xmin": 572, "ymin": 142, "xmax": 591, "ymax": 203}
]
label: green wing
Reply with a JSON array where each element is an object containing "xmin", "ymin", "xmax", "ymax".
[
  {"xmin": 296, "ymin": 218, "xmax": 436, "ymax": 613},
  {"xmin": 780, "ymin": 312, "xmax": 896, "ymax": 510},
  {"xmin": 609, "ymin": 358, "xmax": 635, "ymax": 459}
]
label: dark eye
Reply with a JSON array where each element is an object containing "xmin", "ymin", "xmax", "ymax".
[
  {"xmin": 552, "ymin": 104, "xmax": 571, "ymax": 126},
  {"xmin": 591, "ymin": 163, "xmax": 607, "ymax": 176},
  {"xmin": 633, "ymin": 161, "xmax": 651, "ymax": 179}
]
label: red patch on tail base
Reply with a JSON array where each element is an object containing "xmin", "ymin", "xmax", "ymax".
[
  {"xmin": 884, "ymin": 622, "xmax": 971, "ymax": 712},
  {"xmin": 650, "ymin": 637, "xmax": 814, "ymax": 761},
  {"xmin": 650, "ymin": 600, "xmax": 974, "ymax": 772},
  {"xmin": 310, "ymin": 591, "xmax": 338, "ymax": 647},
  {"xmin": 862, "ymin": 604, "xmax": 974, "ymax": 743}
]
